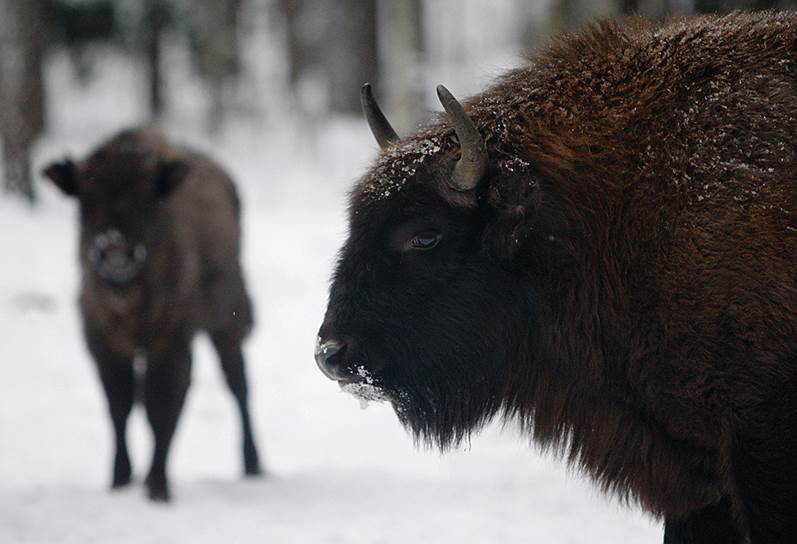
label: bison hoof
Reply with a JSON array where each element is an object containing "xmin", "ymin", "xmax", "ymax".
[
  {"xmin": 244, "ymin": 444, "xmax": 262, "ymax": 477},
  {"xmin": 111, "ymin": 475, "xmax": 132, "ymax": 489},
  {"xmin": 111, "ymin": 461, "xmax": 132, "ymax": 489},
  {"xmin": 145, "ymin": 475, "xmax": 171, "ymax": 502},
  {"xmin": 147, "ymin": 483, "xmax": 171, "ymax": 503}
]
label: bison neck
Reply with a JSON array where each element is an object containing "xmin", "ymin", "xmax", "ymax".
[{"xmin": 504, "ymin": 174, "xmax": 730, "ymax": 519}]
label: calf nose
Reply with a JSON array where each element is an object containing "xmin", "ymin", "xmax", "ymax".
[{"xmin": 314, "ymin": 337, "xmax": 347, "ymax": 380}]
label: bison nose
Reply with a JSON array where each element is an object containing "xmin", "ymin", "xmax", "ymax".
[{"xmin": 314, "ymin": 337, "xmax": 348, "ymax": 381}]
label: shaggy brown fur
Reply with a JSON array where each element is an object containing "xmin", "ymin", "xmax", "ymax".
[
  {"xmin": 319, "ymin": 12, "xmax": 797, "ymax": 542},
  {"xmin": 44, "ymin": 128, "xmax": 262, "ymax": 501}
]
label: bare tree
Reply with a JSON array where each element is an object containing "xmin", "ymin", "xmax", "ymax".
[
  {"xmin": 279, "ymin": 0, "xmax": 379, "ymax": 116},
  {"xmin": 192, "ymin": 0, "xmax": 243, "ymax": 131},
  {"xmin": 0, "ymin": 0, "xmax": 47, "ymax": 202},
  {"xmin": 694, "ymin": 0, "xmax": 783, "ymax": 10},
  {"xmin": 144, "ymin": 0, "xmax": 168, "ymax": 118},
  {"xmin": 324, "ymin": 0, "xmax": 379, "ymax": 115},
  {"xmin": 377, "ymin": 0, "xmax": 424, "ymax": 133},
  {"xmin": 550, "ymin": 0, "xmax": 621, "ymax": 31},
  {"xmin": 281, "ymin": 0, "xmax": 310, "ymax": 91}
]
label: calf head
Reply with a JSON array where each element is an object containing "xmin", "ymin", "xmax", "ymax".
[
  {"xmin": 43, "ymin": 129, "xmax": 188, "ymax": 287},
  {"xmin": 317, "ymin": 85, "xmax": 544, "ymax": 447}
]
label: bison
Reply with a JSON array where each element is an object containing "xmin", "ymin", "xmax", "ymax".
[
  {"xmin": 44, "ymin": 128, "xmax": 262, "ymax": 501},
  {"xmin": 316, "ymin": 12, "xmax": 797, "ymax": 543}
]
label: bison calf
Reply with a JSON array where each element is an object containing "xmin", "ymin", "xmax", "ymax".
[
  {"xmin": 44, "ymin": 128, "xmax": 262, "ymax": 501},
  {"xmin": 317, "ymin": 12, "xmax": 797, "ymax": 543}
]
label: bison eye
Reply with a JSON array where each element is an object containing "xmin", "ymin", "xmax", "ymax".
[{"xmin": 407, "ymin": 231, "xmax": 441, "ymax": 251}]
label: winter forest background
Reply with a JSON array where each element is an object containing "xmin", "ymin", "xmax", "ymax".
[{"xmin": 0, "ymin": 1, "xmax": 793, "ymax": 543}]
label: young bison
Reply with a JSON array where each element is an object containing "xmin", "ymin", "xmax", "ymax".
[
  {"xmin": 316, "ymin": 12, "xmax": 797, "ymax": 543},
  {"xmin": 44, "ymin": 128, "xmax": 262, "ymax": 501}
]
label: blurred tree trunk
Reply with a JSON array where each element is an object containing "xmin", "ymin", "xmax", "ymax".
[
  {"xmin": 748, "ymin": 0, "xmax": 783, "ymax": 7},
  {"xmin": 281, "ymin": 0, "xmax": 308, "ymax": 91},
  {"xmin": 377, "ymin": 0, "xmax": 424, "ymax": 133},
  {"xmin": 324, "ymin": 0, "xmax": 378, "ymax": 115},
  {"xmin": 633, "ymin": 0, "xmax": 680, "ymax": 18},
  {"xmin": 192, "ymin": 0, "xmax": 243, "ymax": 132},
  {"xmin": 550, "ymin": 0, "xmax": 620, "ymax": 32},
  {"xmin": 0, "ymin": 0, "xmax": 47, "ymax": 202},
  {"xmin": 693, "ymin": 0, "xmax": 728, "ymax": 9},
  {"xmin": 694, "ymin": 0, "xmax": 780, "ymax": 9},
  {"xmin": 144, "ymin": 0, "xmax": 167, "ymax": 118}
]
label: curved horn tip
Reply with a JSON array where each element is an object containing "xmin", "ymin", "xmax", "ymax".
[
  {"xmin": 436, "ymin": 84, "xmax": 452, "ymax": 102},
  {"xmin": 360, "ymin": 82, "xmax": 399, "ymax": 149},
  {"xmin": 361, "ymin": 82, "xmax": 373, "ymax": 99}
]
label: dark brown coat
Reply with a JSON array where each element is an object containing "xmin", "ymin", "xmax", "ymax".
[
  {"xmin": 318, "ymin": 12, "xmax": 797, "ymax": 542},
  {"xmin": 45, "ymin": 128, "xmax": 262, "ymax": 501}
]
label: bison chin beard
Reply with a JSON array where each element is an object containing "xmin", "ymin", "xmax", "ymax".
[
  {"xmin": 391, "ymin": 382, "xmax": 505, "ymax": 450},
  {"xmin": 355, "ymin": 284, "xmax": 533, "ymax": 450},
  {"xmin": 376, "ymin": 346, "xmax": 510, "ymax": 450}
]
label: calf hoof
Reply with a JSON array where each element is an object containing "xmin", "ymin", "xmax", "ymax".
[
  {"xmin": 111, "ymin": 460, "xmax": 132, "ymax": 489},
  {"xmin": 244, "ymin": 443, "xmax": 262, "ymax": 476},
  {"xmin": 111, "ymin": 474, "xmax": 132, "ymax": 489},
  {"xmin": 145, "ymin": 475, "xmax": 171, "ymax": 503},
  {"xmin": 147, "ymin": 483, "xmax": 171, "ymax": 502}
]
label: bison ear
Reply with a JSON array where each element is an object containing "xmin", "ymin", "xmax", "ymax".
[
  {"xmin": 482, "ymin": 168, "xmax": 542, "ymax": 260},
  {"xmin": 155, "ymin": 159, "xmax": 189, "ymax": 198},
  {"xmin": 42, "ymin": 159, "xmax": 79, "ymax": 197}
]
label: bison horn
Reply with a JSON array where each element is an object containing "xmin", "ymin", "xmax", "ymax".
[
  {"xmin": 436, "ymin": 85, "xmax": 487, "ymax": 192},
  {"xmin": 361, "ymin": 83, "xmax": 399, "ymax": 148}
]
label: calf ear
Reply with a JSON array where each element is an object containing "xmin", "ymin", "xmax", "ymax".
[
  {"xmin": 42, "ymin": 159, "xmax": 79, "ymax": 196},
  {"xmin": 155, "ymin": 159, "xmax": 189, "ymax": 198}
]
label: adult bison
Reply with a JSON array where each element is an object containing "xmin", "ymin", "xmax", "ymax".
[
  {"xmin": 316, "ymin": 12, "xmax": 797, "ymax": 543},
  {"xmin": 44, "ymin": 128, "xmax": 262, "ymax": 501}
]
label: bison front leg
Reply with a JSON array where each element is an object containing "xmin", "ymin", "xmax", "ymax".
[
  {"xmin": 663, "ymin": 498, "xmax": 746, "ymax": 543},
  {"xmin": 210, "ymin": 328, "xmax": 262, "ymax": 476},
  {"xmin": 144, "ymin": 336, "xmax": 192, "ymax": 502},
  {"xmin": 88, "ymin": 335, "xmax": 135, "ymax": 490}
]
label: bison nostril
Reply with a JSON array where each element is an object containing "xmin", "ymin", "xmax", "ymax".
[{"xmin": 314, "ymin": 338, "xmax": 348, "ymax": 380}]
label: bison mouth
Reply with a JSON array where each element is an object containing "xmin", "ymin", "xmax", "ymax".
[
  {"xmin": 314, "ymin": 336, "xmax": 391, "ymax": 407},
  {"xmin": 95, "ymin": 257, "xmax": 145, "ymax": 286},
  {"xmin": 93, "ymin": 250, "xmax": 146, "ymax": 286},
  {"xmin": 339, "ymin": 366, "xmax": 391, "ymax": 409}
]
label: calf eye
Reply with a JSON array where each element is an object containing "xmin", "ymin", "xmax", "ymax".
[{"xmin": 407, "ymin": 231, "xmax": 441, "ymax": 251}]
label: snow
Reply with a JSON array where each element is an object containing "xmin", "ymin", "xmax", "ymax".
[
  {"xmin": 0, "ymin": 42, "xmax": 661, "ymax": 544},
  {"xmin": 340, "ymin": 367, "xmax": 389, "ymax": 410}
]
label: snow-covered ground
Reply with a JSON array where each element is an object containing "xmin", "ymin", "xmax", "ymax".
[{"xmin": 0, "ymin": 47, "xmax": 662, "ymax": 544}]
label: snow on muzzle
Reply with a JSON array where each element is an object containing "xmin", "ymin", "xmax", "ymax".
[{"xmin": 314, "ymin": 335, "xmax": 389, "ymax": 409}]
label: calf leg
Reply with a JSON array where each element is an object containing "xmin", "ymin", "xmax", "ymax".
[
  {"xmin": 88, "ymin": 337, "xmax": 135, "ymax": 489},
  {"xmin": 210, "ymin": 328, "xmax": 262, "ymax": 476},
  {"xmin": 144, "ymin": 337, "xmax": 192, "ymax": 502},
  {"xmin": 663, "ymin": 498, "xmax": 746, "ymax": 543}
]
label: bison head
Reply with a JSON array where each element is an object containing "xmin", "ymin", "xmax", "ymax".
[
  {"xmin": 43, "ymin": 129, "xmax": 188, "ymax": 287},
  {"xmin": 317, "ymin": 85, "xmax": 545, "ymax": 447}
]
